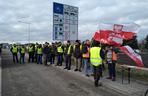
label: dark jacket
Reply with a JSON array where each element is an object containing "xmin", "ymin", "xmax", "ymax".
[
  {"xmin": 82, "ymin": 44, "xmax": 89, "ymax": 54},
  {"xmin": 51, "ymin": 45, "xmax": 57, "ymax": 55},
  {"xmin": 73, "ymin": 44, "xmax": 81, "ymax": 58},
  {"xmin": 100, "ymin": 49, "xmax": 104, "ymax": 59},
  {"xmin": 43, "ymin": 46, "xmax": 50, "ymax": 54}
]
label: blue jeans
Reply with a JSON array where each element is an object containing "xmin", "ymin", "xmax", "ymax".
[
  {"xmin": 48, "ymin": 53, "xmax": 52, "ymax": 63},
  {"xmin": 37, "ymin": 54, "xmax": 42, "ymax": 64},
  {"xmin": 83, "ymin": 58, "xmax": 93, "ymax": 75},
  {"xmin": 57, "ymin": 53, "xmax": 63, "ymax": 65},
  {"xmin": 108, "ymin": 62, "xmax": 116, "ymax": 77},
  {"xmin": 13, "ymin": 53, "xmax": 18, "ymax": 63},
  {"xmin": 20, "ymin": 54, "xmax": 25, "ymax": 64},
  {"xmin": 65, "ymin": 54, "xmax": 71, "ymax": 69}
]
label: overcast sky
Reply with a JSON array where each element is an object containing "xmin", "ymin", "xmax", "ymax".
[{"xmin": 1, "ymin": 0, "xmax": 148, "ymax": 43}]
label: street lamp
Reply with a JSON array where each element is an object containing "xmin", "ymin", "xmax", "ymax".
[{"xmin": 18, "ymin": 21, "xmax": 31, "ymax": 44}]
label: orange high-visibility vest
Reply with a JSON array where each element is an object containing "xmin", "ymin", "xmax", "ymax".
[
  {"xmin": 83, "ymin": 47, "xmax": 90, "ymax": 58},
  {"xmin": 112, "ymin": 51, "xmax": 117, "ymax": 61}
]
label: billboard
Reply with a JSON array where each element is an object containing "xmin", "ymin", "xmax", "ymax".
[{"xmin": 53, "ymin": 2, "xmax": 78, "ymax": 41}]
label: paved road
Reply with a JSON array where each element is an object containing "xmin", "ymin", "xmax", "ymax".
[{"xmin": 2, "ymin": 49, "xmax": 123, "ymax": 96}]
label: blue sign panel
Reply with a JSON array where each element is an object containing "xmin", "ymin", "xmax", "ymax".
[
  {"xmin": 53, "ymin": 2, "xmax": 78, "ymax": 40},
  {"xmin": 53, "ymin": 2, "xmax": 63, "ymax": 14}
]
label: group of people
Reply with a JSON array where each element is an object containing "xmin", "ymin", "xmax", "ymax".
[
  {"xmin": 10, "ymin": 43, "xmax": 56, "ymax": 65},
  {"xmin": 10, "ymin": 39, "xmax": 117, "ymax": 87}
]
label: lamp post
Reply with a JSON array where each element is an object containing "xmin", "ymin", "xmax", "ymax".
[{"xmin": 18, "ymin": 21, "xmax": 31, "ymax": 44}]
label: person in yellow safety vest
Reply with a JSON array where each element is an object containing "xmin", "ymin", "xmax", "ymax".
[
  {"xmin": 34, "ymin": 43, "xmax": 38, "ymax": 62},
  {"xmin": 90, "ymin": 40, "xmax": 104, "ymax": 87},
  {"xmin": 56, "ymin": 42, "xmax": 64, "ymax": 66},
  {"xmin": 28, "ymin": 44, "xmax": 34, "ymax": 63},
  {"xmin": 82, "ymin": 40, "xmax": 93, "ymax": 77},
  {"xmin": 19, "ymin": 45, "xmax": 25, "ymax": 64},
  {"xmin": 64, "ymin": 40, "xmax": 73, "ymax": 70},
  {"xmin": 37, "ymin": 44, "xmax": 43, "ymax": 64},
  {"xmin": 106, "ymin": 46, "xmax": 117, "ymax": 81},
  {"xmin": 10, "ymin": 44, "xmax": 19, "ymax": 63},
  {"xmin": 73, "ymin": 40, "xmax": 82, "ymax": 72}
]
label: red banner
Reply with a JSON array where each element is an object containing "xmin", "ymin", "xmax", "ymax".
[
  {"xmin": 93, "ymin": 31, "xmax": 120, "ymax": 46},
  {"xmin": 93, "ymin": 23, "xmax": 138, "ymax": 46},
  {"xmin": 93, "ymin": 23, "xmax": 143, "ymax": 67}
]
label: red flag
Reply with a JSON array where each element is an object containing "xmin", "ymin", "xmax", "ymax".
[
  {"xmin": 119, "ymin": 46, "xmax": 144, "ymax": 67},
  {"xmin": 99, "ymin": 23, "xmax": 138, "ymax": 40},
  {"xmin": 93, "ymin": 23, "xmax": 139, "ymax": 46},
  {"xmin": 93, "ymin": 31, "xmax": 123, "ymax": 46}
]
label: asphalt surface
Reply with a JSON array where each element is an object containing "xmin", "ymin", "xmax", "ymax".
[{"xmin": 2, "ymin": 49, "xmax": 123, "ymax": 96}]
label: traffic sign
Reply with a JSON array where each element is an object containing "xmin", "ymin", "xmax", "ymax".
[{"xmin": 53, "ymin": 2, "xmax": 78, "ymax": 41}]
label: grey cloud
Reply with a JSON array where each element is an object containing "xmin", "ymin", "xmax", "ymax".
[{"xmin": 0, "ymin": 0, "xmax": 148, "ymax": 43}]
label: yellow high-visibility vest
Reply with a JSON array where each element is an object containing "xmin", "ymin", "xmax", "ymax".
[
  {"xmin": 73, "ymin": 44, "xmax": 82, "ymax": 52},
  {"xmin": 37, "ymin": 48, "xmax": 43, "ymax": 54},
  {"xmin": 21, "ymin": 48, "xmax": 25, "ymax": 54},
  {"xmin": 67, "ymin": 45, "xmax": 72, "ymax": 54},
  {"xmin": 73, "ymin": 45, "xmax": 75, "ymax": 51},
  {"xmin": 12, "ymin": 46, "xmax": 18, "ymax": 53},
  {"xmin": 80, "ymin": 44, "xmax": 82, "ymax": 51},
  {"xmin": 57, "ymin": 46, "xmax": 63, "ymax": 53},
  {"xmin": 28, "ymin": 47, "xmax": 33, "ymax": 52},
  {"xmin": 35, "ymin": 46, "xmax": 37, "ymax": 51},
  {"xmin": 90, "ymin": 47, "xmax": 102, "ymax": 66}
]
